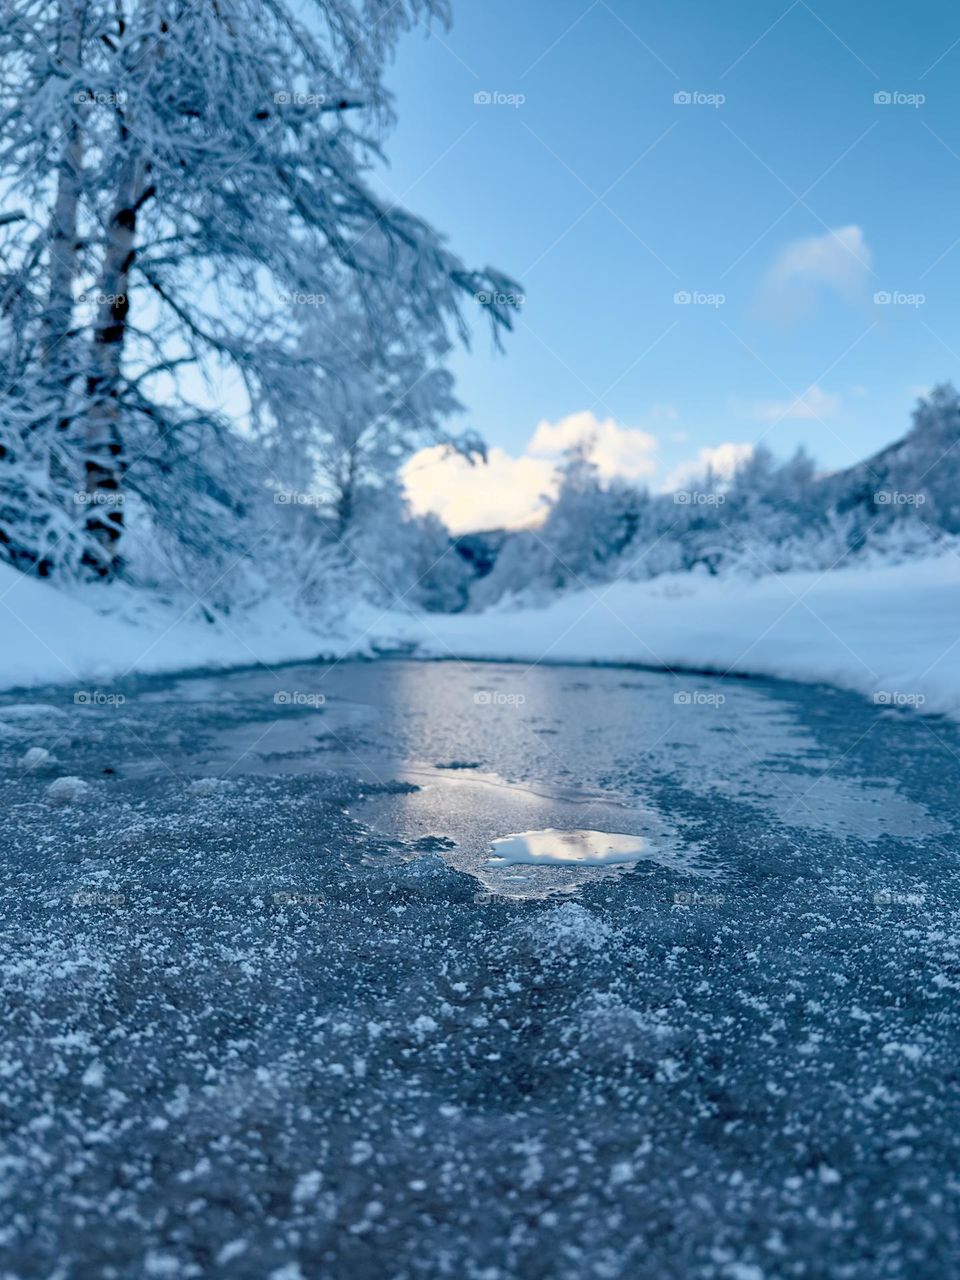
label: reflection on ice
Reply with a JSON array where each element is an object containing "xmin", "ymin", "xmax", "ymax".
[{"xmin": 488, "ymin": 828, "xmax": 649, "ymax": 867}]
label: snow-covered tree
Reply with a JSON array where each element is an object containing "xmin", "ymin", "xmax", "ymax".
[
  {"xmin": 464, "ymin": 397, "xmax": 960, "ymax": 608},
  {"xmin": 835, "ymin": 383, "xmax": 960, "ymax": 536},
  {"xmin": 0, "ymin": 0, "xmax": 517, "ymax": 579},
  {"xmin": 256, "ymin": 269, "xmax": 483, "ymax": 538}
]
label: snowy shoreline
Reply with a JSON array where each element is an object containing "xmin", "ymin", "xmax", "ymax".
[
  {"xmin": 395, "ymin": 553, "xmax": 960, "ymax": 721},
  {"xmin": 1, "ymin": 554, "xmax": 958, "ymax": 722}
]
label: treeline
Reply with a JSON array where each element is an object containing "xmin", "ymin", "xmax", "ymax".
[{"xmin": 465, "ymin": 386, "xmax": 960, "ymax": 609}]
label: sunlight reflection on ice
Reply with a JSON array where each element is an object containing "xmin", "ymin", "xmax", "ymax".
[{"xmin": 487, "ymin": 828, "xmax": 650, "ymax": 867}]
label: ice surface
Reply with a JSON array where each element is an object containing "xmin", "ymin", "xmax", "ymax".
[
  {"xmin": 3, "ymin": 658, "xmax": 958, "ymax": 1278},
  {"xmin": 5, "ymin": 553, "xmax": 960, "ymax": 728},
  {"xmin": 488, "ymin": 828, "xmax": 650, "ymax": 866}
]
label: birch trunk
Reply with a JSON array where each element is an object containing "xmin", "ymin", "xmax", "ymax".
[
  {"xmin": 82, "ymin": 151, "xmax": 153, "ymax": 573},
  {"xmin": 41, "ymin": 0, "xmax": 86, "ymax": 387}
]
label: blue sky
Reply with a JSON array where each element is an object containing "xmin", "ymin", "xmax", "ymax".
[{"xmin": 382, "ymin": 0, "xmax": 960, "ymax": 527}]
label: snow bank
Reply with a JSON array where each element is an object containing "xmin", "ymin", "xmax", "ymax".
[
  {"xmin": 2, "ymin": 554, "xmax": 958, "ymax": 723},
  {"xmin": 397, "ymin": 554, "xmax": 960, "ymax": 720},
  {"xmin": 0, "ymin": 562, "xmax": 385, "ymax": 690}
]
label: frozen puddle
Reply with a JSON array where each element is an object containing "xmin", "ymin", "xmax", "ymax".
[
  {"xmin": 477, "ymin": 825, "xmax": 708, "ymax": 899},
  {"xmin": 349, "ymin": 764, "xmax": 713, "ymax": 899},
  {"xmin": 488, "ymin": 829, "xmax": 650, "ymax": 867},
  {"xmin": 481, "ymin": 829, "xmax": 650, "ymax": 898}
]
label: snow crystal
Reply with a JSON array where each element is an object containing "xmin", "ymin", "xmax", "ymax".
[
  {"xmin": 292, "ymin": 1170, "xmax": 323, "ymax": 1203},
  {"xmin": 45, "ymin": 776, "xmax": 91, "ymax": 806},
  {"xmin": 724, "ymin": 1266, "xmax": 766, "ymax": 1280},
  {"xmin": 81, "ymin": 1061, "xmax": 105, "ymax": 1088},
  {"xmin": 216, "ymin": 1241, "xmax": 248, "ymax": 1265},
  {"xmin": 410, "ymin": 1014, "xmax": 439, "ymax": 1041},
  {"xmin": 188, "ymin": 777, "xmax": 233, "ymax": 795},
  {"xmin": 269, "ymin": 1263, "xmax": 305, "ymax": 1280},
  {"xmin": 522, "ymin": 903, "xmax": 612, "ymax": 955}
]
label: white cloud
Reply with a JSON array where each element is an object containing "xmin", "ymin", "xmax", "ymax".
[
  {"xmin": 750, "ymin": 384, "xmax": 841, "ymax": 423},
  {"xmin": 404, "ymin": 445, "xmax": 560, "ymax": 535},
  {"xmin": 663, "ymin": 442, "xmax": 754, "ymax": 492},
  {"xmin": 403, "ymin": 410, "xmax": 665, "ymax": 534},
  {"xmin": 527, "ymin": 410, "xmax": 659, "ymax": 480},
  {"xmin": 756, "ymin": 225, "xmax": 872, "ymax": 323},
  {"xmin": 403, "ymin": 445, "xmax": 557, "ymax": 534}
]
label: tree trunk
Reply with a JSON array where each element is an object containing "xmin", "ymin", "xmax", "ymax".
[
  {"xmin": 42, "ymin": 0, "xmax": 86, "ymax": 387},
  {"xmin": 82, "ymin": 152, "xmax": 153, "ymax": 574},
  {"xmin": 335, "ymin": 446, "xmax": 360, "ymax": 537}
]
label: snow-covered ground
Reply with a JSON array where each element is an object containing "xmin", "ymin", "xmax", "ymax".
[
  {"xmin": 2, "ymin": 554, "xmax": 958, "ymax": 721},
  {"xmin": 397, "ymin": 553, "xmax": 960, "ymax": 720},
  {"xmin": 0, "ymin": 561, "xmax": 376, "ymax": 689}
]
